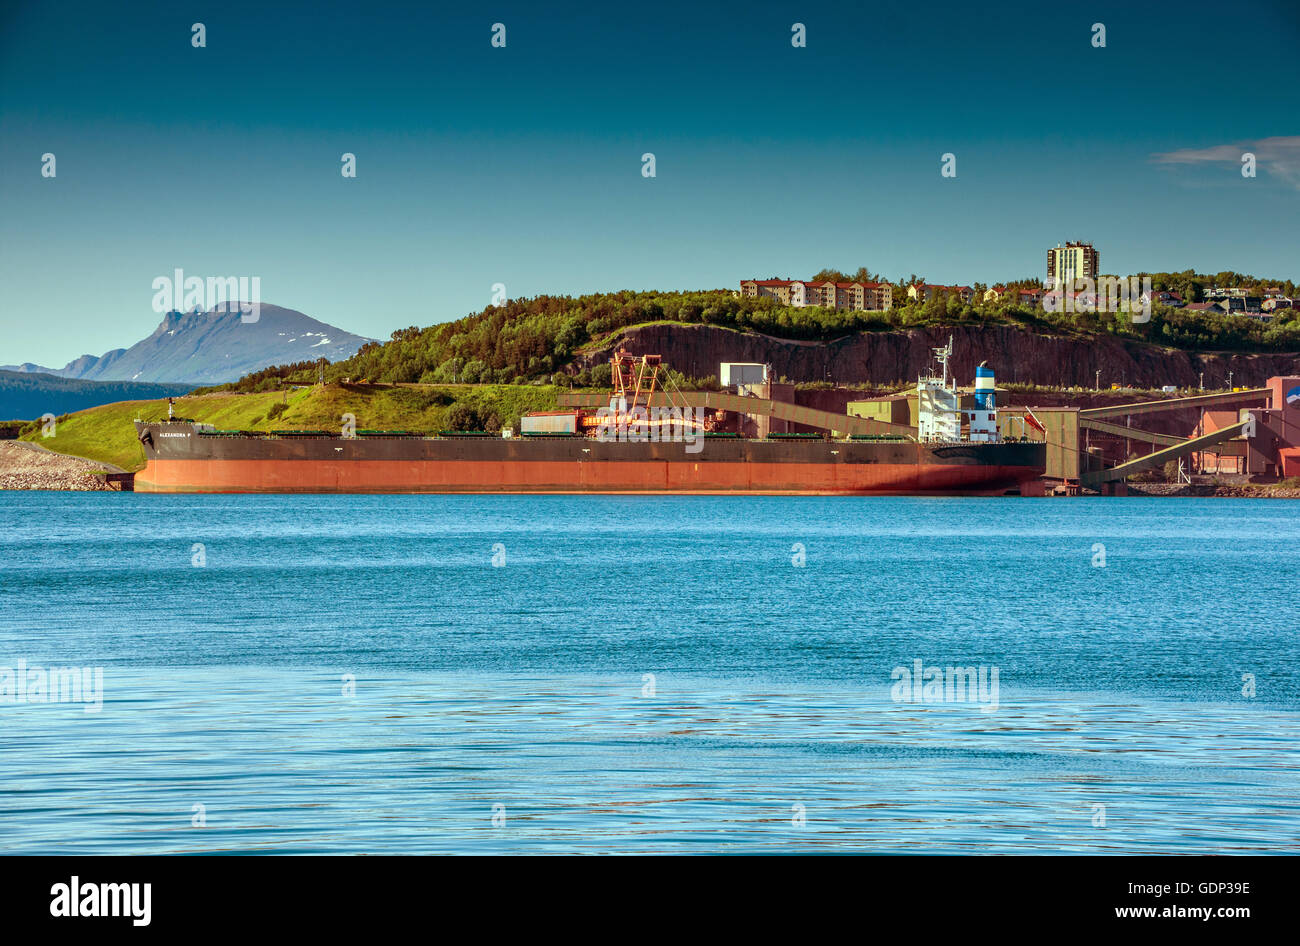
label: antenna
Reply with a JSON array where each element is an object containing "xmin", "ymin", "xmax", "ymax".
[{"xmin": 931, "ymin": 337, "xmax": 953, "ymax": 389}]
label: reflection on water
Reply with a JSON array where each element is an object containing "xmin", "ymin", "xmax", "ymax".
[{"xmin": 1, "ymin": 493, "xmax": 1297, "ymax": 853}]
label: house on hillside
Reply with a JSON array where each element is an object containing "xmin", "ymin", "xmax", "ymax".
[
  {"xmin": 740, "ymin": 278, "xmax": 893, "ymax": 311},
  {"xmin": 984, "ymin": 286, "xmax": 1045, "ymax": 307},
  {"xmin": 907, "ymin": 283, "xmax": 973, "ymax": 304},
  {"xmin": 1140, "ymin": 289, "xmax": 1186, "ymax": 308}
]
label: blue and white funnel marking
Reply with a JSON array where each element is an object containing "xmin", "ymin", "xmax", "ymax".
[{"xmin": 974, "ymin": 365, "xmax": 996, "ymax": 411}]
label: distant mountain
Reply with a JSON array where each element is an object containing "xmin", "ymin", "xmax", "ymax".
[
  {"xmin": 3, "ymin": 303, "xmax": 373, "ymax": 385},
  {"xmin": 0, "ymin": 370, "xmax": 196, "ymax": 421}
]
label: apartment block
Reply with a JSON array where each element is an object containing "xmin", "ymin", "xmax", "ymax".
[
  {"xmin": 1046, "ymin": 242, "xmax": 1100, "ymax": 286},
  {"xmin": 740, "ymin": 279, "xmax": 893, "ymax": 311}
]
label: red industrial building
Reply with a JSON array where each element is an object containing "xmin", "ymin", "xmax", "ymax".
[{"xmin": 1195, "ymin": 376, "xmax": 1300, "ymax": 478}]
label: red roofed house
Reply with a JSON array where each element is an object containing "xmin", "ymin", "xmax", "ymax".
[
  {"xmin": 983, "ymin": 286, "xmax": 1046, "ymax": 306},
  {"xmin": 907, "ymin": 283, "xmax": 973, "ymax": 304},
  {"xmin": 1042, "ymin": 287, "xmax": 1099, "ymax": 311},
  {"xmin": 1140, "ymin": 289, "xmax": 1185, "ymax": 308}
]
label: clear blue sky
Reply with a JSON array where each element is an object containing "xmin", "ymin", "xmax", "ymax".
[{"xmin": 2, "ymin": 0, "xmax": 1298, "ymax": 367}]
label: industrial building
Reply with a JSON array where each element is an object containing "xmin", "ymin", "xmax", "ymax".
[
  {"xmin": 845, "ymin": 374, "xmax": 1299, "ymax": 488},
  {"xmin": 559, "ymin": 353, "xmax": 1299, "ymax": 495},
  {"xmin": 1190, "ymin": 376, "xmax": 1300, "ymax": 478}
]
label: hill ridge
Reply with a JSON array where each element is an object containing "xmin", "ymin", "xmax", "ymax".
[{"xmin": 3, "ymin": 303, "xmax": 373, "ymax": 385}]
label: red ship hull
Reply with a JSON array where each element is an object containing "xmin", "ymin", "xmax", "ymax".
[{"xmin": 133, "ymin": 425, "xmax": 1047, "ymax": 495}]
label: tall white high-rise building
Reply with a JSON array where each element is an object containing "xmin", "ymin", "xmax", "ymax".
[{"xmin": 1047, "ymin": 242, "xmax": 1099, "ymax": 286}]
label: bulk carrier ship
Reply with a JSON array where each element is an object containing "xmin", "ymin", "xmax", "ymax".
[{"xmin": 133, "ymin": 342, "xmax": 1046, "ymax": 495}]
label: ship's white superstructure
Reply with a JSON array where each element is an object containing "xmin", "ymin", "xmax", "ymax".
[{"xmin": 916, "ymin": 339, "xmax": 1001, "ymax": 443}]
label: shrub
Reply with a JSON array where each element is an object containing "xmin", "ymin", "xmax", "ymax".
[{"xmin": 444, "ymin": 403, "xmax": 480, "ymax": 431}]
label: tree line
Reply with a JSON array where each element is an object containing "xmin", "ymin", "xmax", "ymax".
[{"xmin": 212, "ymin": 279, "xmax": 1298, "ymax": 391}]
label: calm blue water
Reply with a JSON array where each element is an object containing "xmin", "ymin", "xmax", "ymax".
[{"xmin": 1, "ymin": 492, "xmax": 1297, "ymax": 854}]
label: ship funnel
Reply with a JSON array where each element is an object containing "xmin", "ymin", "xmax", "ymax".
[
  {"xmin": 974, "ymin": 365, "xmax": 995, "ymax": 411},
  {"xmin": 968, "ymin": 364, "xmax": 999, "ymax": 442}
]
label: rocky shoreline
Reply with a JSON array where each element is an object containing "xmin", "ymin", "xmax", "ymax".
[
  {"xmin": 0, "ymin": 441, "xmax": 119, "ymax": 491},
  {"xmin": 1127, "ymin": 482, "xmax": 1300, "ymax": 499}
]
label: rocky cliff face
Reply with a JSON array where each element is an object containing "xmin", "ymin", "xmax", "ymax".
[{"xmin": 576, "ymin": 323, "xmax": 1298, "ymax": 389}]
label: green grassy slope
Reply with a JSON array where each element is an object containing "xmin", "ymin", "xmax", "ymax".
[{"xmin": 20, "ymin": 383, "xmax": 560, "ymax": 472}]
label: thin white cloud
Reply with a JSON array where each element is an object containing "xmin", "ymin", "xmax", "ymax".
[{"xmin": 1152, "ymin": 135, "xmax": 1300, "ymax": 188}]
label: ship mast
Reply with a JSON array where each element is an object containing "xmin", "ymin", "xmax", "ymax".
[{"xmin": 932, "ymin": 337, "xmax": 952, "ymax": 390}]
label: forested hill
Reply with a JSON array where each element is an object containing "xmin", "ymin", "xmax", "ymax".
[
  {"xmin": 0, "ymin": 370, "xmax": 195, "ymax": 421},
  {"xmin": 216, "ymin": 288, "xmax": 1300, "ymax": 393}
]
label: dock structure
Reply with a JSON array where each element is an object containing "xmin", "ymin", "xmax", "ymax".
[
  {"xmin": 1079, "ymin": 420, "xmax": 1249, "ymax": 489},
  {"xmin": 1077, "ymin": 388, "xmax": 1268, "ymax": 420},
  {"xmin": 91, "ymin": 471, "xmax": 135, "ymax": 491},
  {"xmin": 1074, "ymin": 383, "xmax": 1295, "ymax": 488},
  {"xmin": 563, "ymin": 371, "xmax": 1299, "ymax": 493},
  {"xmin": 1074, "ymin": 417, "xmax": 1183, "ymax": 448},
  {"xmin": 557, "ymin": 390, "xmax": 914, "ymax": 438}
]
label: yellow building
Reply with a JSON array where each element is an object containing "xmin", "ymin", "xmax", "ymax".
[
  {"xmin": 907, "ymin": 283, "xmax": 973, "ymax": 304},
  {"xmin": 1046, "ymin": 242, "xmax": 1099, "ymax": 286}
]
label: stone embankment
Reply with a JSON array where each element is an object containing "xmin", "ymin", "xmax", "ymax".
[
  {"xmin": 1129, "ymin": 482, "xmax": 1300, "ymax": 499},
  {"xmin": 0, "ymin": 441, "xmax": 120, "ymax": 491}
]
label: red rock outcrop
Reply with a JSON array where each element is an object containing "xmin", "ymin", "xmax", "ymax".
[{"xmin": 576, "ymin": 323, "xmax": 1298, "ymax": 389}]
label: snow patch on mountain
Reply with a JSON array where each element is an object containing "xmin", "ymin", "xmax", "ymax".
[{"xmin": 5, "ymin": 303, "xmax": 375, "ymax": 385}]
